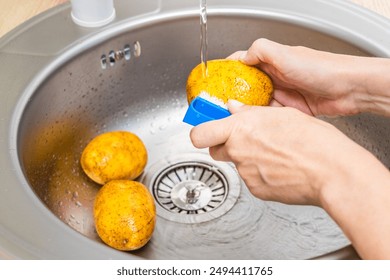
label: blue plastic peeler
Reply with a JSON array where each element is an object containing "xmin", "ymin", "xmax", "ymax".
[{"xmin": 183, "ymin": 96, "xmax": 231, "ymax": 126}]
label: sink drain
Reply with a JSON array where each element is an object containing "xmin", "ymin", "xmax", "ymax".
[
  {"xmin": 154, "ymin": 162, "xmax": 228, "ymax": 214},
  {"xmin": 142, "ymin": 153, "xmax": 241, "ymax": 224}
]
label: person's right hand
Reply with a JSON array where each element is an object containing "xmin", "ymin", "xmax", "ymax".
[
  {"xmin": 190, "ymin": 100, "xmax": 390, "ymax": 259},
  {"xmin": 228, "ymin": 38, "xmax": 390, "ymax": 117}
]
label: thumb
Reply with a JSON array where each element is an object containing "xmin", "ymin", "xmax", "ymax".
[{"xmin": 227, "ymin": 99, "xmax": 252, "ymax": 114}]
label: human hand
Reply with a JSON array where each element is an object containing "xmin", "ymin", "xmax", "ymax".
[
  {"xmin": 190, "ymin": 101, "xmax": 390, "ymax": 259},
  {"xmin": 190, "ymin": 100, "xmax": 363, "ymax": 205},
  {"xmin": 229, "ymin": 38, "xmax": 390, "ymax": 117}
]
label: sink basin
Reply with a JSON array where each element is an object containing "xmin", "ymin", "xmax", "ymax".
[{"xmin": 1, "ymin": 0, "xmax": 390, "ymax": 259}]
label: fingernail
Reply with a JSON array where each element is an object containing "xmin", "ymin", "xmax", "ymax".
[
  {"xmin": 227, "ymin": 99, "xmax": 244, "ymax": 107},
  {"xmin": 239, "ymin": 51, "xmax": 247, "ymax": 62}
]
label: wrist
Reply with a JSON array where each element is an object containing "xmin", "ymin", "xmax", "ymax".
[
  {"xmin": 319, "ymin": 143, "xmax": 390, "ymax": 258},
  {"xmin": 347, "ymin": 57, "xmax": 390, "ymax": 116}
]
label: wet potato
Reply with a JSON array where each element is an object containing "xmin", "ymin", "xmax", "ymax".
[
  {"xmin": 80, "ymin": 131, "xmax": 148, "ymax": 185},
  {"xmin": 186, "ymin": 59, "xmax": 273, "ymax": 106},
  {"xmin": 93, "ymin": 180, "xmax": 156, "ymax": 251}
]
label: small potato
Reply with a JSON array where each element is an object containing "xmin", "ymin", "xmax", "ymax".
[
  {"xmin": 93, "ymin": 180, "xmax": 156, "ymax": 251},
  {"xmin": 80, "ymin": 131, "xmax": 147, "ymax": 185},
  {"xmin": 186, "ymin": 59, "xmax": 273, "ymax": 106}
]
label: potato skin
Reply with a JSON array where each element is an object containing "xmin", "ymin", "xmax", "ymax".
[
  {"xmin": 186, "ymin": 59, "xmax": 273, "ymax": 106},
  {"xmin": 80, "ymin": 131, "xmax": 147, "ymax": 185},
  {"xmin": 93, "ymin": 180, "xmax": 156, "ymax": 251}
]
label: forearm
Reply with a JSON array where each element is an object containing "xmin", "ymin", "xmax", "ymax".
[{"xmin": 320, "ymin": 143, "xmax": 390, "ymax": 259}]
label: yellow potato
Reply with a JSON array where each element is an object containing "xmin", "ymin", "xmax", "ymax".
[
  {"xmin": 186, "ymin": 59, "xmax": 273, "ymax": 106},
  {"xmin": 94, "ymin": 180, "xmax": 156, "ymax": 251},
  {"xmin": 81, "ymin": 131, "xmax": 147, "ymax": 185}
]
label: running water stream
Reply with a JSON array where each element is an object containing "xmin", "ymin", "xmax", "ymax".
[{"xmin": 200, "ymin": 0, "xmax": 208, "ymax": 77}]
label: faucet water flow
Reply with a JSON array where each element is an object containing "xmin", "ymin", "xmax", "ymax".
[{"xmin": 200, "ymin": 0, "xmax": 208, "ymax": 77}]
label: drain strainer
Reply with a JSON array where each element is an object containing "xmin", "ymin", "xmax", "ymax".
[
  {"xmin": 142, "ymin": 153, "xmax": 241, "ymax": 224},
  {"xmin": 153, "ymin": 162, "xmax": 228, "ymax": 214}
]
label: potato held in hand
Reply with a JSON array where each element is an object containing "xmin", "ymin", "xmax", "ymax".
[
  {"xmin": 94, "ymin": 180, "xmax": 156, "ymax": 251},
  {"xmin": 81, "ymin": 131, "xmax": 147, "ymax": 185},
  {"xmin": 186, "ymin": 59, "xmax": 273, "ymax": 106}
]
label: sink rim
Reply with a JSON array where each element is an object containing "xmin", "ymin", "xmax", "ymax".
[{"xmin": 1, "ymin": 0, "xmax": 390, "ymax": 259}]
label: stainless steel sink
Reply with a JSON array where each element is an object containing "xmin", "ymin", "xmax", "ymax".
[{"xmin": 1, "ymin": 0, "xmax": 390, "ymax": 259}]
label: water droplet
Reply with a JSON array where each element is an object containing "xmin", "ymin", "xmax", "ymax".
[
  {"xmin": 159, "ymin": 124, "xmax": 167, "ymax": 131},
  {"xmin": 73, "ymin": 191, "xmax": 79, "ymax": 199}
]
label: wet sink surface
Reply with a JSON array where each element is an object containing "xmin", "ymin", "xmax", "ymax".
[{"xmin": 12, "ymin": 11, "xmax": 390, "ymax": 259}]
